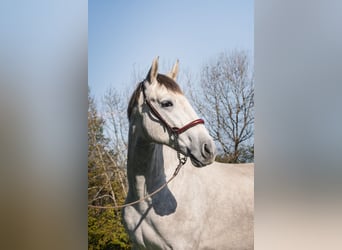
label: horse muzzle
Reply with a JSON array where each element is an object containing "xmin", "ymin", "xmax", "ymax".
[{"xmin": 186, "ymin": 139, "xmax": 216, "ymax": 168}]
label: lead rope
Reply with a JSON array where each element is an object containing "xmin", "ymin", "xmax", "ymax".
[{"xmin": 88, "ymin": 133, "xmax": 187, "ymax": 210}]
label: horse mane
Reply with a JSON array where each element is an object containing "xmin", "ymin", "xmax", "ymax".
[{"xmin": 127, "ymin": 74, "xmax": 183, "ymax": 120}]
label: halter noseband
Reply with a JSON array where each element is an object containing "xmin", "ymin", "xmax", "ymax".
[{"xmin": 140, "ymin": 81, "xmax": 205, "ymax": 135}]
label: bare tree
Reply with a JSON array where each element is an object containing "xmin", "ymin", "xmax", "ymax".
[
  {"xmin": 187, "ymin": 50, "xmax": 254, "ymax": 163},
  {"xmin": 88, "ymin": 89, "xmax": 128, "ymax": 206},
  {"xmin": 102, "ymin": 87, "xmax": 129, "ymax": 169}
]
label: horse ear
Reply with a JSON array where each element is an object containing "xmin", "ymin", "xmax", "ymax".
[
  {"xmin": 146, "ymin": 56, "xmax": 159, "ymax": 83},
  {"xmin": 167, "ymin": 59, "xmax": 179, "ymax": 80}
]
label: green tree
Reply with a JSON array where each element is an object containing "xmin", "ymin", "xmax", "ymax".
[{"xmin": 88, "ymin": 88, "xmax": 131, "ymax": 250}]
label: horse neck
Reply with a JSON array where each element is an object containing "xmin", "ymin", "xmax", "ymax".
[{"xmin": 126, "ymin": 125, "xmax": 178, "ymax": 201}]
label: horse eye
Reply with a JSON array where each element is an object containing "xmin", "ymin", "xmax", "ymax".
[{"xmin": 161, "ymin": 101, "xmax": 173, "ymax": 108}]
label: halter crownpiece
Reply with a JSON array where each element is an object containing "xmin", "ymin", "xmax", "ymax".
[{"xmin": 140, "ymin": 81, "xmax": 205, "ymax": 135}]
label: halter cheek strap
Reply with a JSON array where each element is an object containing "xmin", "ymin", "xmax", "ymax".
[{"xmin": 140, "ymin": 81, "xmax": 204, "ymax": 135}]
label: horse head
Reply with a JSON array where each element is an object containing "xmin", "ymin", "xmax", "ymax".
[{"xmin": 128, "ymin": 57, "xmax": 216, "ymax": 167}]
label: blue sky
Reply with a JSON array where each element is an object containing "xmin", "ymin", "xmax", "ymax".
[{"xmin": 89, "ymin": 0, "xmax": 253, "ymax": 99}]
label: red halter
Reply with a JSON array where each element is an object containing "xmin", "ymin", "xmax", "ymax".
[{"xmin": 141, "ymin": 81, "xmax": 205, "ymax": 135}]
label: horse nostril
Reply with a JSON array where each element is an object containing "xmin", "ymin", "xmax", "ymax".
[
  {"xmin": 204, "ymin": 144, "xmax": 210, "ymax": 154},
  {"xmin": 202, "ymin": 143, "xmax": 213, "ymax": 158}
]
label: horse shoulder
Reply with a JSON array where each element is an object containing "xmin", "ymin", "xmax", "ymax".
[{"xmin": 193, "ymin": 161, "xmax": 254, "ymax": 249}]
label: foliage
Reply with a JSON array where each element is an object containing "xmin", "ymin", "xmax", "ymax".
[
  {"xmin": 88, "ymin": 209, "xmax": 130, "ymax": 250},
  {"xmin": 88, "ymin": 88, "xmax": 131, "ymax": 250},
  {"xmin": 216, "ymin": 144, "xmax": 254, "ymax": 163}
]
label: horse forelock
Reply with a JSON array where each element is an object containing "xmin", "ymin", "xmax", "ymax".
[
  {"xmin": 127, "ymin": 74, "xmax": 183, "ymax": 120},
  {"xmin": 156, "ymin": 74, "xmax": 182, "ymax": 94}
]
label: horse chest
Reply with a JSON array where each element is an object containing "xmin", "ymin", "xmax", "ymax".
[
  {"xmin": 124, "ymin": 182, "xmax": 205, "ymax": 249},
  {"xmin": 123, "ymin": 189, "xmax": 206, "ymax": 249}
]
